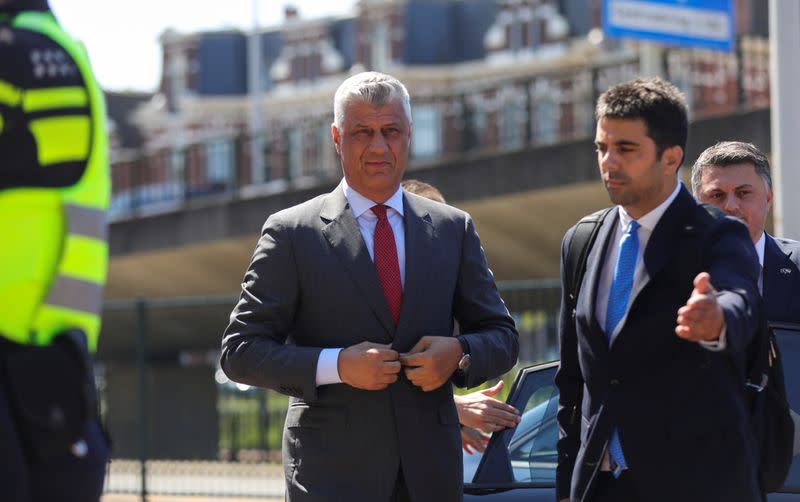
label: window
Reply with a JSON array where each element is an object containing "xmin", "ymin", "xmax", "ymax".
[
  {"xmin": 411, "ymin": 104, "xmax": 441, "ymax": 160},
  {"xmin": 501, "ymin": 98, "xmax": 527, "ymax": 149},
  {"xmin": 532, "ymin": 99, "xmax": 558, "ymax": 145},
  {"xmin": 470, "ymin": 363, "xmax": 559, "ymax": 486},
  {"xmin": 206, "ymin": 139, "xmax": 233, "ymax": 188},
  {"xmin": 318, "ymin": 122, "xmax": 338, "ymax": 178}
]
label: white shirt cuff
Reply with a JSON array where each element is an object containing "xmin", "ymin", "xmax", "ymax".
[
  {"xmin": 315, "ymin": 348, "xmax": 343, "ymax": 386},
  {"xmin": 699, "ymin": 325, "xmax": 727, "ymax": 351}
]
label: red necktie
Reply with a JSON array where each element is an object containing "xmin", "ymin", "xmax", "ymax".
[{"xmin": 371, "ymin": 205, "xmax": 402, "ymax": 325}]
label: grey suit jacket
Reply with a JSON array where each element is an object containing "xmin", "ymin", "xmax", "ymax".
[
  {"xmin": 221, "ymin": 184, "xmax": 518, "ymax": 502},
  {"xmin": 763, "ymin": 234, "xmax": 800, "ymax": 323}
]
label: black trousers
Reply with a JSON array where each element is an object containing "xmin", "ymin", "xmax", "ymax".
[
  {"xmin": 0, "ymin": 352, "xmax": 109, "ymax": 502},
  {"xmin": 590, "ymin": 471, "xmax": 641, "ymax": 502},
  {"xmin": 391, "ymin": 466, "xmax": 411, "ymax": 502}
]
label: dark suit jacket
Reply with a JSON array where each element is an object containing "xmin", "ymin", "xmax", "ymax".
[
  {"xmin": 763, "ymin": 234, "xmax": 800, "ymax": 323},
  {"xmin": 221, "ymin": 185, "xmax": 518, "ymax": 502},
  {"xmin": 555, "ymin": 186, "xmax": 762, "ymax": 502}
]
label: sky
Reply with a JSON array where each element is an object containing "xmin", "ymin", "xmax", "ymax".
[{"xmin": 48, "ymin": 0, "xmax": 358, "ymax": 93}]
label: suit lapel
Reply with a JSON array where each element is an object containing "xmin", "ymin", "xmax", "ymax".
[
  {"xmin": 320, "ymin": 186, "xmax": 395, "ymax": 338},
  {"xmin": 393, "ymin": 194, "xmax": 436, "ymax": 350},
  {"xmin": 642, "ymin": 185, "xmax": 694, "ymax": 284},
  {"xmin": 763, "ymin": 234, "xmax": 792, "ymax": 320},
  {"xmin": 581, "ymin": 207, "xmax": 618, "ymax": 348}
]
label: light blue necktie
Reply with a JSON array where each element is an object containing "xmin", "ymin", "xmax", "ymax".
[{"xmin": 604, "ymin": 219, "xmax": 640, "ymax": 476}]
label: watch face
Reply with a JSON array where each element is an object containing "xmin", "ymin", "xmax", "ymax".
[{"xmin": 458, "ymin": 353, "xmax": 472, "ymax": 371}]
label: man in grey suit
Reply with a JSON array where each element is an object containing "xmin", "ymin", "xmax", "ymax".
[
  {"xmin": 221, "ymin": 72, "xmax": 518, "ymax": 502},
  {"xmin": 691, "ymin": 141, "xmax": 800, "ymax": 322}
]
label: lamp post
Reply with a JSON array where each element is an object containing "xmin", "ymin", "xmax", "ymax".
[
  {"xmin": 248, "ymin": 0, "xmax": 265, "ymax": 185},
  {"xmin": 769, "ymin": 0, "xmax": 800, "ymax": 239}
]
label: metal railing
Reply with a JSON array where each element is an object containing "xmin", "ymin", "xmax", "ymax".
[
  {"xmin": 109, "ymin": 37, "xmax": 770, "ymax": 221},
  {"xmin": 99, "ymin": 280, "xmax": 562, "ymax": 498}
]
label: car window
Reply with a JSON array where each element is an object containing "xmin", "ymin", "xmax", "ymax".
[
  {"xmin": 773, "ymin": 325, "xmax": 800, "ymax": 492},
  {"xmin": 471, "ymin": 362, "xmax": 559, "ymax": 487}
]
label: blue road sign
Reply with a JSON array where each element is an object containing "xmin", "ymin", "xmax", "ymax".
[{"xmin": 603, "ymin": 0, "xmax": 735, "ymax": 52}]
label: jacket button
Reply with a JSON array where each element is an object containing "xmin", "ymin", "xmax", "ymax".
[{"xmin": 610, "ymin": 378, "xmax": 620, "ymax": 386}]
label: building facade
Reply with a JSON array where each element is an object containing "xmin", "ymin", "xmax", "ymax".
[{"xmin": 110, "ymin": 0, "xmax": 770, "ymax": 221}]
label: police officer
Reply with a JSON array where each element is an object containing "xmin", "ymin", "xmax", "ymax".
[{"xmin": 0, "ymin": 0, "xmax": 110, "ymax": 500}]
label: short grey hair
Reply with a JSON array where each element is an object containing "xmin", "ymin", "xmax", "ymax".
[
  {"xmin": 691, "ymin": 141, "xmax": 772, "ymax": 196},
  {"xmin": 333, "ymin": 72, "xmax": 412, "ymax": 129}
]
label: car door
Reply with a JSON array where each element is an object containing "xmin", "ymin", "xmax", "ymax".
[
  {"xmin": 463, "ymin": 323, "xmax": 800, "ymax": 501},
  {"xmin": 769, "ymin": 322, "xmax": 800, "ymax": 501},
  {"xmin": 463, "ymin": 361, "xmax": 559, "ymax": 501}
]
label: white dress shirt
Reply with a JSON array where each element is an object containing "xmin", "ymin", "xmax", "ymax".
[
  {"xmin": 315, "ymin": 179, "xmax": 406, "ymax": 386},
  {"xmin": 755, "ymin": 233, "xmax": 765, "ymax": 293}
]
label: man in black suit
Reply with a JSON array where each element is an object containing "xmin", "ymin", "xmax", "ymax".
[
  {"xmin": 555, "ymin": 78, "xmax": 762, "ymax": 502},
  {"xmin": 691, "ymin": 141, "xmax": 800, "ymax": 459},
  {"xmin": 691, "ymin": 141, "xmax": 800, "ymax": 323},
  {"xmin": 221, "ymin": 72, "xmax": 518, "ymax": 502}
]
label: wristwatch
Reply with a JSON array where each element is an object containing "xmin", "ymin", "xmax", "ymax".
[{"xmin": 456, "ymin": 337, "xmax": 471, "ymax": 374}]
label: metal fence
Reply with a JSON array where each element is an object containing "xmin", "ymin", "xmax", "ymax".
[{"xmin": 99, "ymin": 280, "xmax": 561, "ymax": 499}]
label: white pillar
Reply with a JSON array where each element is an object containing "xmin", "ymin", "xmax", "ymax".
[
  {"xmin": 638, "ymin": 41, "xmax": 664, "ymax": 79},
  {"xmin": 248, "ymin": 0, "xmax": 265, "ymax": 185},
  {"xmin": 769, "ymin": 0, "xmax": 800, "ymax": 239}
]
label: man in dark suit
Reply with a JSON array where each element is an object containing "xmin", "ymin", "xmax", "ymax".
[
  {"xmin": 690, "ymin": 141, "xmax": 800, "ymax": 323},
  {"xmin": 691, "ymin": 141, "xmax": 800, "ymax": 459},
  {"xmin": 555, "ymin": 78, "xmax": 762, "ymax": 502},
  {"xmin": 221, "ymin": 72, "xmax": 518, "ymax": 502}
]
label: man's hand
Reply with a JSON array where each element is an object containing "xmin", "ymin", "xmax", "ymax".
[
  {"xmin": 454, "ymin": 381, "xmax": 520, "ymax": 432},
  {"xmin": 338, "ymin": 341, "xmax": 401, "ymax": 390},
  {"xmin": 399, "ymin": 336, "xmax": 461, "ymax": 391},
  {"xmin": 461, "ymin": 426, "xmax": 490, "ymax": 454},
  {"xmin": 675, "ymin": 272, "xmax": 724, "ymax": 342}
]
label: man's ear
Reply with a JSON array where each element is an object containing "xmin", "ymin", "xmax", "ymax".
[
  {"xmin": 661, "ymin": 145, "xmax": 683, "ymax": 172},
  {"xmin": 331, "ymin": 123, "xmax": 341, "ymax": 156}
]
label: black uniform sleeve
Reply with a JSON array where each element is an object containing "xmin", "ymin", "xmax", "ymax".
[{"xmin": 0, "ymin": 23, "xmax": 91, "ymax": 189}]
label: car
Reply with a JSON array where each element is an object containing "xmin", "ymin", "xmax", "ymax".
[{"xmin": 464, "ymin": 322, "xmax": 800, "ymax": 501}]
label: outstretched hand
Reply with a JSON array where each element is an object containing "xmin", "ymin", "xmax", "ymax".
[{"xmin": 675, "ymin": 272, "xmax": 724, "ymax": 343}]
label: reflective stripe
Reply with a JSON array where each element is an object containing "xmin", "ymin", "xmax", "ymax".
[
  {"xmin": 59, "ymin": 235, "xmax": 107, "ymax": 284},
  {"xmin": 43, "ymin": 276, "xmax": 103, "ymax": 315},
  {"xmin": 0, "ymin": 80, "xmax": 22, "ymax": 106},
  {"xmin": 29, "ymin": 116, "xmax": 91, "ymax": 164},
  {"xmin": 65, "ymin": 204, "xmax": 107, "ymax": 240},
  {"xmin": 23, "ymin": 86, "xmax": 89, "ymax": 112},
  {"xmin": 31, "ymin": 305, "xmax": 100, "ymax": 351}
]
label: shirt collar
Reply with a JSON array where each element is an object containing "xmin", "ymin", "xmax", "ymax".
[
  {"xmin": 755, "ymin": 232, "xmax": 766, "ymax": 267},
  {"xmin": 617, "ymin": 181, "xmax": 682, "ymax": 232},
  {"xmin": 342, "ymin": 178, "xmax": 404, "ymax": 219}
]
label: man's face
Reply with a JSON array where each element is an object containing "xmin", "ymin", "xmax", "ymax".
[
  {"xmin": 696, "ymin": 163, "xmax": 772, "ymax": 244},
  {"xmin": 595, "ymin": 117, "xmax": 682, "ymax": 219},
  {"xmin": 331, "ymin": 98, "xmax": 411, "ymax": 203}
]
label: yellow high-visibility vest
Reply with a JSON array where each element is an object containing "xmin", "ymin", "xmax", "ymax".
[{"xmin": 0, "ymin": 11, "xmax": 109, "ymax": 352}]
